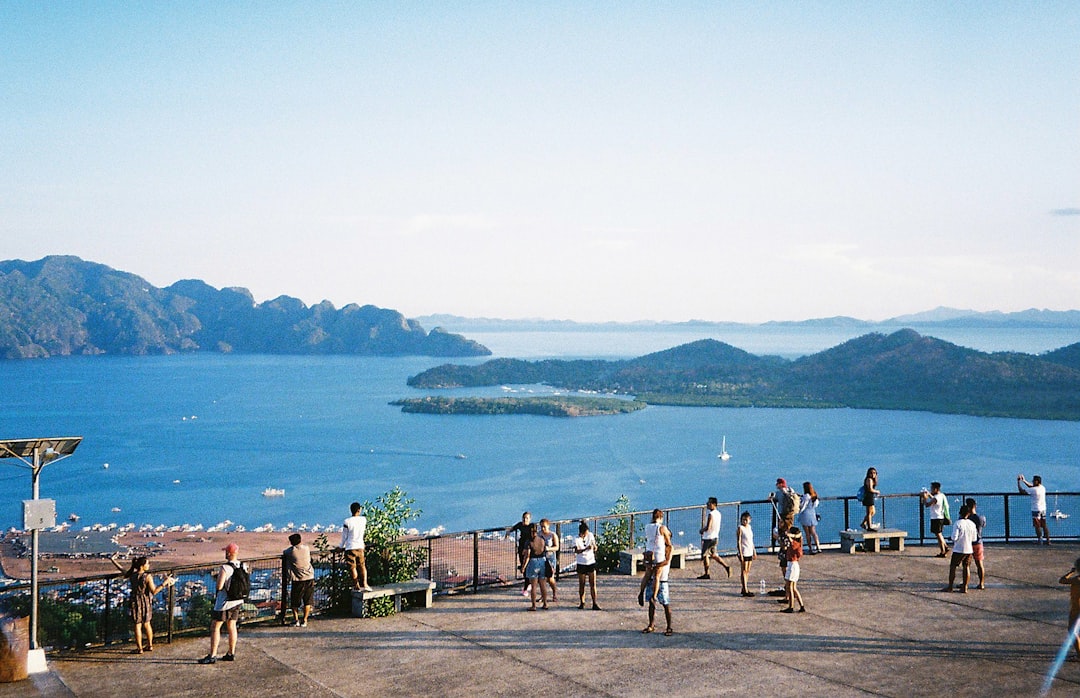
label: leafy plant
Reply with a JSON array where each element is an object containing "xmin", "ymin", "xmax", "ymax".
[
  {"xmin": 596, "ymin": 494, "xmax": 632, "ymax": 573},
  {"xmin": 314, "ymin": 487, "xmax": 428, "ymax": 617}
]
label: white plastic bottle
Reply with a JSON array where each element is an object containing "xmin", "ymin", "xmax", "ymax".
[{"xmin": 759, "ymin": 579, "xmax": 766, "ymax": 594}]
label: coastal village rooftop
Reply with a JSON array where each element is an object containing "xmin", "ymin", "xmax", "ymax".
[{"xmin": 4, "ymin": 541, "xmax": 1079, "ymax": 697}]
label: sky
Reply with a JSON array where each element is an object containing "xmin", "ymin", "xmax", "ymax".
[{"xmin": 2, "ymin": 2, "xmax": 1078, "ymax": 323}]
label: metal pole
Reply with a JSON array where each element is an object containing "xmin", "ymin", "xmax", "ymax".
[{"xmin": 30, "ymin": 447, "xmax": 41, "ymax": 651}]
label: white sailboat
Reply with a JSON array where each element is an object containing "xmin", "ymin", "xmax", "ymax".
[{"xmin": 717, "ymin": 435, "xmax": 731, "ymax": 461}]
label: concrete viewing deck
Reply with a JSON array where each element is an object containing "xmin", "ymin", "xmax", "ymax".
[{"xmin": 5, "ymin": 543, "xmax": 1080, "ymax": 697}]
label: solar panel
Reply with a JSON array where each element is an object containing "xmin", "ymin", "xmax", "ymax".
[{"xmin": 0, "ymin": 437, "xmax": 83, "ymax": 460}]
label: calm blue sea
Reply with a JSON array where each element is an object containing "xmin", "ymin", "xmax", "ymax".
[{"xmin": 1, "ymin": 326, "xmax": 1077, "ymax": 533}]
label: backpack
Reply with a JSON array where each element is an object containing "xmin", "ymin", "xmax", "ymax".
[
  {"xmin": 783, "ymin": 487, "xmax": 801, "ymax": 515},
  {"xmin": 857, "ymin": 484, "xmax": 866, "ymax": 501},
  {"xmin": 226, "ymin": 562, "xmax": 250, "ymax": 601}
]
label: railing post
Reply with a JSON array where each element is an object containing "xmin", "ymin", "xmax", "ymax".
[
  {"xmin": 1004, "ymin": 493, "xmax": 1011, "ymax": 543},
  {"xmin": 919, "ymin": 499, "xmax": 925, "ymax": 544},
  {"xmin": 427, "ymin": 537, "xmax": 433, "ymax": 581},
  {"xmin": 472, "ymin": 531, "xmax": 480, "ymax": 594},
  {"xmin": 554, "ymin": 522, "xmax": 562, "ymax": 581},
  {"xmin": 628, "ymin": 514, "xmax": 635, "ymax": 549},
  {"xmin": 279, "ymin": 555, "xmax": 288, "ymax": 625},
  {"xmin": 166, "ymin": 579, "xmax": 174, "ymax": 644},
  {"xmin": 843, "ymin": 497, "xmax": 850, "ymax": 531},
  {"xmin": 103, "ymin": 577, "xmax": 112, "ymax": 646}
]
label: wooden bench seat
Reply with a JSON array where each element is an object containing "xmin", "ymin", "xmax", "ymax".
[
  {"xmin": 350, "ymin": 579, "xmax": 436, "ymax": 618},
  {"xmin": 618, "ymin": 545, "xmax": 689, "ymax": 575},
  {"xmin": 839, "ymin": 528, "xmax": 908, "ymax": 554}
]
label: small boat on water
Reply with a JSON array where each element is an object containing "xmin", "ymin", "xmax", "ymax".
[
  {"xmin": 1050, "ymin": 496, "xmax": 1069, "ymax": 520},
  {"xmin": 262, "ymin": 487, "xmax": 286, "ymax": 498},
  {"xmin": 717, "ymin": 435, "xmax": 731, "ymax": 461},
  {"xmin": 68, "ymin": 513, "xmax": 80, "ymax": 522}
]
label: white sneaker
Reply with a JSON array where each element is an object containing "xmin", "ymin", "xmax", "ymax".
[
  {"xmin": 294, "ymin": 621, "xmax": 301, "ymax": 627},
  {"xmin": 300, "ymin": 621, "xmax": 307, "ymax": 627}
]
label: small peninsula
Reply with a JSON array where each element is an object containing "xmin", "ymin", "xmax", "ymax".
[{"xmin": 391, "ymin": 396, "xmax": 647, "ymax": 417}]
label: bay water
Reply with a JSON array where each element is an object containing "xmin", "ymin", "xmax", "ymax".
[{"xmin": 1, "ymin": 325, "xmax": 1077, "ymax": 534}]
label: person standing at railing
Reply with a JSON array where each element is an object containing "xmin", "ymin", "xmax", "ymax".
[
  {"xmin": 697, "ymin": 497, "xmax": 731, "ymax": 579},
  {"xmin": 523, "ymin": 523, "xmax": 550, "ymax": 611},
  {"xmin": 859, "ymin": 468, "xmax": 880, "ymax": 531},
  {"xmin": 109, "ymin": 553, "xmax": 175, "ymax": 654},
  {"xmin": 736, "ymin": 511, "xmax": 757, "ymax": 597},
  {"xmin": 921, "ymin": 482, "xmax": 949, "ymax": 557},
  {"xmin": 641, "ymin": 510, "xmax": 674, "ymax": 636},
  {"xmin": 1018, "ymin": 474, "xmax": 1051, "ymax": 546},
  {"xmin": 199, "ymin": 543, "xmax": 245, "ymax": 665},
  {"xmin": 283, "ymin": 533, "xmax": 315, "ymax": 627},
  {"xmin": 573, "ymin": 520, "xmax": 601, "ymax": 611},
  {"xmin": 799, "ymin": 483, "xmax": 822, "ymax": 554},
  {"xmin": 539, "ymin": 519, "xmax": 559, "ymax": 602},
  {"xmin": 509, "ymin": 511, "xmax": 532, "ymax": 597},
  {"xmin": 340, "ymin": 502, "xmax": 372, "ymax": 592}
]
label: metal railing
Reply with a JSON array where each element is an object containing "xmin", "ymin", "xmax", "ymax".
[{"xmin": 1, "ymin": 490, "xmax": 1075, "ymax": 653}]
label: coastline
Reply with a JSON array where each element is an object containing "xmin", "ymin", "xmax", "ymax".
[{"xmin": 0, "ymin": 530, "xmax": 332, "ymax": 583}]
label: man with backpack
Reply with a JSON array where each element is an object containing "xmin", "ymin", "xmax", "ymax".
[
  {"xmin": 199, "ymin": 542, "xmax": 248, "ymax": 664},
  {"xmin": 768, "ymin": 478, "xmax": 801, "ymax": 535}
]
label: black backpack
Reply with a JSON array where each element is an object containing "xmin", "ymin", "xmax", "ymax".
[{"xmin": 226, "ymin": 562, "xmax": 250, "ymax": 601}]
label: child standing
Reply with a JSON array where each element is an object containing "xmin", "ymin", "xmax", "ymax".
[
  {"xmin": 736, "ymin": 512, "xmax": 756, "ymax": 597},
  {"xmin": 781, "ymin": 528, "xmax": 805, "ymax": 613}
]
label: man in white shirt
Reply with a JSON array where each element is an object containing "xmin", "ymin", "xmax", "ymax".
[
  {"xmin": 697, "ymin": 497, "xmax": 731, "ymax": 579},
  {"xmin": 920, "ymin": 482, "xmax": 949, "ymax": 557},
  {"xmin": 340, "ymin": 502, "xmax": 372, "ymax": 592},
  {"xmin": 942, "ymin": 504, "xmax": 977, "ymax": 593},
  {"xmin": 1018, "ymin": 474, "xmax": 1050, "ymax": 545},
  {"xmin": 199, "ymin": 543, "xmax": 245, "ymax": 664}
]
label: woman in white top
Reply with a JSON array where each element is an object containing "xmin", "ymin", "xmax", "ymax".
[
  {"xmin": 736, "ymin": 511, "xmax": 756, "ymax": 597},
  {"xmin": 573, "ymin": 521, "xmax": 601, "ymax": 610},
  {"xmin": 798, "ymin": 481, "xmax": 821, "ymax": 554}
]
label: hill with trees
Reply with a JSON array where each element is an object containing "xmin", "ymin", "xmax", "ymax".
[
  {"xmin": 408, "ymin": 331, "xmax": 1080, "ymax": 421},
  {"xmin": 0, "ymin": 256, "xmax": 490, "ymax": 359}
]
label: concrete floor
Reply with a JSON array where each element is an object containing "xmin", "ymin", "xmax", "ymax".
[{"xmin": 4, "ymin": 542, "xmax": 1080, "ymax": 697}]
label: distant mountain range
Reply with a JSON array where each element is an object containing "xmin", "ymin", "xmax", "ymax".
[
  {"xmin": 0, "ymin": 256, "xmax": 490, "ymax": 359},
  {"xmin": 409, "ymin": 330, "xmax": 1080, "ymax": 421},
  {"xmin": 417, "ymin": 307, "xmax": 1080, "ymax": 331}
]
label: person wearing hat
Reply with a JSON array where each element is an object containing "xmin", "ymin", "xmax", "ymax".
[
  {"xmin": 768, "ymin": 478, "xmax": 797, "ymax": 535},
  {"xmin": 199, "ymin": 542, "xmax": 245, "ymax": 664}
]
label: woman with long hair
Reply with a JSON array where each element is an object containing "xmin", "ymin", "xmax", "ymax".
[
  {"xmin": 110, "ymin": 554, "xmax": 176, "ymax": 653},
  {"xmin": 860, "ymin": 467, "xmax": 880, "ymax": 530},
  {"xmin": 799, "ymin": 481, "xmax": 822, "ymax": 554}
]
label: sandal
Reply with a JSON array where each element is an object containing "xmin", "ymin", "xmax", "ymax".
[
  {"xmin": 641, "ymin": 626, "xmax": 654, "ymax": 634},
  {"xmin": 663, "ymin": 628, "xmax": 673, "ymax": 636}
]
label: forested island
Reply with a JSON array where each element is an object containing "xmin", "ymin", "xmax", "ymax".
[
  {"xmin": 392, "ymin": 395, "xmax": 647, "ymax": 417},
  {"xmin": 0, "ymin": 256, "xmax": 490, "ymax": 358},
  {"xmin": 408, "ymin": 330, "xmax": 1080, "ymax": 421}
]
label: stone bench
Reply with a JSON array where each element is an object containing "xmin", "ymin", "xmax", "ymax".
[
  {"xmin": 618, "ymin": 546, "xmax": 689, "ymax": 575},
  {"xmin": 839, "ymin": 528, "xmax": 908, "ymax": 554},
  {"xmin": 350, "ymin": 579, "xmax": 436, "ymax": 618}
]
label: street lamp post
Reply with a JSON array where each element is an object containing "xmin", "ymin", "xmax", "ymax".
[{"xmin": 0, "ymin": 437, "xmax": 82, "ymax": 669}]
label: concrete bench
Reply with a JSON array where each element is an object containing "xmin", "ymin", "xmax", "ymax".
[
  {"xmin": 839, "ymin": 528, "xmax": 908, "ymax": 554},
  {"xmin": 350, "ymin": 579, "xmax": 436, "ymax": 618},
  {"xmin": 618, "ymin": 546, "xmax": 689, "ymax": 575}
]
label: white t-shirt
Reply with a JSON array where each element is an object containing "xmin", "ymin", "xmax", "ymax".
[
  {"xmin": 645, "ymin": 522, "xmax": 664, "ymax": 557},
  {"xmin": 928, "ymin": 492, "xmax": 945, "ymax": 520},
  {"xmin": 341, "ymin": 514, "xmax": 367, "ymax": 550},
  {"xmin": 1023, "ymin": 483, "xmax": 1047, "ymax": 514},
  {"xmin": 574, "ymin": 532, "xmax": 596, "ymax": 566},
  {"xmin": 737, "ymin": 523, "xmax": 755, "ymax": 558},
  {"xmin": 214, "ymin": 562, "xmax": 245, "ymax": 612},
  {"xmin": 702, "ymin": 509, "xmax": 721, "ymax": 541},
  {"xmin": 951, "ymin": 518, "xmax": 977, "ymax": 555}
]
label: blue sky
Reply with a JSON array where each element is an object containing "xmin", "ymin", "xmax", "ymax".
[{"xmin": 2, "ymin": 2, "xmax": 1078, "ymax": 322}]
